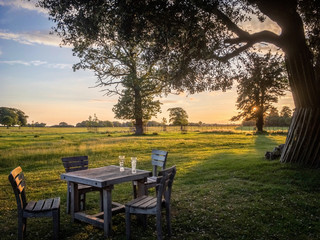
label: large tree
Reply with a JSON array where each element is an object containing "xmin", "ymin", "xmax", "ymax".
[
  {"xmin": 108, "ymin": 0, "xmax": 320, "ymax": 167},
  {"xmin": 231, "ymin": 52, "xmax": 288, "ymax": 132},
  {"xmin": 38, "ymin": 0, "xmax": 320, "ymax": 167},
  {"xmin": 38, "ymin": 1, "xmax": 168, "ymax": 135}
]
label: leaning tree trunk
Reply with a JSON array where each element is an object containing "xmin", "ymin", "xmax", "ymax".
[{"xmin": 280, "ymin": 34, "xmax": 320, "ymax": 167}]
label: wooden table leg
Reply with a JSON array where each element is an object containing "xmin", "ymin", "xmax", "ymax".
[
  {"xmin": 137, "ymin": 177, "xmax": 148, "ymax": 196},
  {"xmin": 70, "ymin": 182, "xmax": 79, "ymax": 222},
  {"xmin": 103, "ymin": 186, "xmax": 113, "ymax": 237},
  {"xmin": 136, "ymin": 178, "xmax": 147, "ymax": 225}
]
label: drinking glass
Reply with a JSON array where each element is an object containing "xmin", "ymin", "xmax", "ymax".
[
  {"xmin": 119, "ymin": 156, "xmax": 125, "ymax": 172},
  {"xmin": 131, "ymin": 157, "xmax": 137, "ymax": 173}
]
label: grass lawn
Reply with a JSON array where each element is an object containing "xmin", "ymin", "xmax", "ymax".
[{"xmin": 1, "ymin": 127, "xmax": 320, "ymax": 239}]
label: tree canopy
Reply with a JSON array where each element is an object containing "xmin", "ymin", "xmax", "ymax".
[
  {"xmin": 0, "ymin": 107, "xmax": 28, "ymax": 128},
  {"xmin": 38, "ymin": 0, "xmax": 320, "ymax": 167}
]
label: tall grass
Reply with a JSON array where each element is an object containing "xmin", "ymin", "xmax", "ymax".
[{"xmin": 1, "ymin": 127, "xmax": 319, "ymax": 240}]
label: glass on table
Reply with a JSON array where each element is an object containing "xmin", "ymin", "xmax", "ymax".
[
  {"xmin": 119, "ymin": 156, "xmax": 125, "ymax": 172},
  {"xmin": 131, "ymin": 157, "xmax": 137, "ymax": 173}
]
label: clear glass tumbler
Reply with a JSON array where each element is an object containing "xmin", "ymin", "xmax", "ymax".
[
  {"xmin": 119, "ymin": 156, "xmax": 125, "ymax": 172},
  {"xmin": 131, "ymin": 157, "xmax": 137, "ymax": 173}
]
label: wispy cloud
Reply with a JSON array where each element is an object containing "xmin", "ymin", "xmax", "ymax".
[
  {"xmin": 0, "ymin": 0, "xmax": 47, "ymax": 14},
  {"xmin": 0, "ymin": 60, "xmax": 72, "ymax": 69},
  {"xmin": 0, "ymin": 30, "xmax": 63, "ymax": 47},
  {"xmin": 90, "ymin": 99, "xmax": 117, "ymax": 103}
]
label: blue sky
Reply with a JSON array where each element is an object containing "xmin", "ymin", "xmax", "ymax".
[{"xmin": 0, "ymin": 1, "xmax": 294, "ymax": 126}]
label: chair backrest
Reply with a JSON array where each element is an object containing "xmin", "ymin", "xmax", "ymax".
[
  {"xmin": 61, "ymin": 156, "xmax": 89, "ymax": 173},
  {"xmin": 156, "ymin": 166, "xmax": 176, "ymax": 206},
  {"xmin": 8, "ymin": 166, "xmax": 27, "ymax": 212},
  {"xmin": 151, "ymin": 149, "xmax": 168, "ymax": 177}
]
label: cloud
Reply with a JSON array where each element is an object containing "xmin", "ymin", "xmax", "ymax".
[
  {"xmin": 0, "ymin": 60, "xmax": 72, "ymax": 69},
  {"xmin": 90, "ymin": 99, "xmax": 117, "ymax": 103},
  {"xmin": 0, "ymin": 0, "xmax": 47, "ymax": 14},
  {"xmin": 0, "ymin": 30, "xmax": 63, "ymax": 47}
]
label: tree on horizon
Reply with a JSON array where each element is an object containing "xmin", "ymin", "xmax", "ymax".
[{"xmin": 231, "ymin": 52, "xmax": 288, "ymax": 132}]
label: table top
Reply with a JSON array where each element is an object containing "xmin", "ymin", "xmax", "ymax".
[{"xmin": 61, "ymin": 165, "xmax": 151, "ymax": 188}]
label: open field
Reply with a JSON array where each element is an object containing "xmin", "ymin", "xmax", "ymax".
[{"xmin": 1, "ymin": 127, "xmax": 319, "ymax": 240}]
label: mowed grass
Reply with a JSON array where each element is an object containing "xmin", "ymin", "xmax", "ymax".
[{"xmin": 0, "ymin": 127, "xmax": 320, "ymax": 240}]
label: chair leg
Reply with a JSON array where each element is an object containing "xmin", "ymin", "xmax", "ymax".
[
  {"xmin": 52, "ymin": 208, "xmax": 60, "ymax": 240},
  {"xmin": 132, "ymin": 181, "xmax": 137, "ymax": 199},
  {"xmin": 18, "ymin": 216, "xmax": 27, "ymax": 240},
  {"xmin": 66, "ymin": 184, "xmax": 70, "ymax": 214},
  {"xmin": 125, "ymin": 206, "xmax": 131, "ymax": 240},
  {"xmin": 99, "ymin": 190, "xmax": 104, "ymax": 212},
  {"xmin": 80, "ymin": 193, "xmax": 86, "ymax": 211},
  {"xmin": 166, "ymin": 201, "xmax": 172, "ymax": 237},
  {"xmin": 156, "ymin": 210, "xmax": 162, "ymax": 240}
]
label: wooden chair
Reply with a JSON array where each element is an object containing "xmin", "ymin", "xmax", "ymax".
[
  {"xmin": 8, "ymin": 166, "xmax": 60, "ymax": 240},
  {"xmin": 133, "ymin": 150, "xmax": 168, "ymax": 198},
  {"xmin": 126, "ymin": 166, "xmax": 176, "ymax": 240},
  {"xmin": 61, "ymin": 156, "xmax": 103, "ymax": 213}
]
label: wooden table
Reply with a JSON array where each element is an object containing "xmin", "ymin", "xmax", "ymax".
[{"xmin": 61, "ymin": 165, "xmax": 151, "ymax": 237}]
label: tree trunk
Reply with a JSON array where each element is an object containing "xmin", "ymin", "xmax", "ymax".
[
  {"xmin": 134, "ymin": 88, "xmax": 144, "ymax": 135},
  {"xmin": 256, "ymin": 107, "xmax": 264, "ymax": 132},
  {"xmin": 280, "ymin": 36, "xmax": 320, "ymax": 167}
]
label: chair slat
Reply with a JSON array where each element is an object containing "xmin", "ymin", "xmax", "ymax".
[
  {"xmin": 33, "ymin": 199, "xmax": 45, "ymax": 211},
  {"xmin": 25, "ymin": 201, "xmax": 36, "ymax": 211},
  {"xmin": 152, "ymin": 149, "xmax": 168, "ymax": 156},
  {"xmin": 152, "ymin": 160, "xmax": 165, "ymax": 167},
  {"xmin": 139, "ymin": 198, "xmax": 157, "ymax": 209},
  {"xmin": 42, "ymin": 198, "xmax": 54, "ymax": 211},
  {"xmin": 16, "ymin": 173, "xmax": 25, "ymax": 193},
  {"xmin": 63, "ymin": 160, "xmax": 89, "ymax": 169},
  {"xmin": 151, "ymin": 154, "xmax": 166, "ymax": 162},
  {"xmin": 11, "ymin": 166, "xmax": 22, "ymax": 179},
  {"xmin": 131, "ymin": 196, "xmax": 154, "ymax": 208},
  {"xmin": 51, "ymin": 197, "xmax": 61, "ymax": 210},
  {"xmin": 61, "ymin": 156, "xmax": 88, "ymax": 162}
]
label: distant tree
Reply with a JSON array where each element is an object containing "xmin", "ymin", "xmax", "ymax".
[
  {"xmin": 2, "ymin": 116, "xmax": 14, "ymax": 129},
  {"xmin": 280, "ymin": 106, "xmax": 292, "ymax": 118},
  {"xmin": 147, "ymin": 121, "xmax": 161, "ymax": 127},
  {"xmin": 0, "ymin": 107, "xmax": 28, "ymax": 127},
  {"xmin": 265, "ymin": 107, "xmax": 280, "ymax": 127},
  {"xmin": 51, "ymin": 122, "xmax": 74, "ymax": 128},
  {"xmin": 231, "ymin": 52, "xmax": 288, "ymax": 132},
  {"xmin": 280, "ymin": 106, "xmax": 293, "ymax": 127},
  {"xmin": 112, "ymin": 121, "xmax": 122, "ymax": 127},
  {"xmin": 162, "ymin": 117, "xmax": 167, "ymax": 131},
  {"xmin": 168, "ymin": 107, "xmax": 188, "ymax": 130}
]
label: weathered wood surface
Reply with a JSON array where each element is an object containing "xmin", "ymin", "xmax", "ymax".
[
  {"xmin": 61, "ymin": 165, "xmax": 151, "ymax": 188},
  {"xmin": 62, "ymin": 156, "xmax": 102, "ymax": 214},
  {"xmin": 63, "ymin": 165, "xmax": 151, "ymax": 237},
  {"xmin": 126, "ymin": 166, "xmax": 176, "ymax": 240},
  {"xmin": 8, "ymin": 166, "xmax": 60, "ymax": 240}
]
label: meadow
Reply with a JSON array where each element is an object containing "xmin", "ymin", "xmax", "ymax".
[{"xmin": 1, "ymin": 127, "xmax": 319, "ymax": 240}]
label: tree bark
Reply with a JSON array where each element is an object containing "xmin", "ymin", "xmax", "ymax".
[
  {"xmin": 134, "ymin": 88, "xmax": 144, "ymax": 135},
  {"xmin": 280, "ymin": 28, "xmax": 320, "ymax": 167},
  {"xmin": 256, "ymin": 107, "xmax": 264, "ymax": 132}
]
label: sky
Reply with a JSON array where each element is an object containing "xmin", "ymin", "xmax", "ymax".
[{"xmin": 0, "ymin": 1, "xmax": 294, "ymax": 126}]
